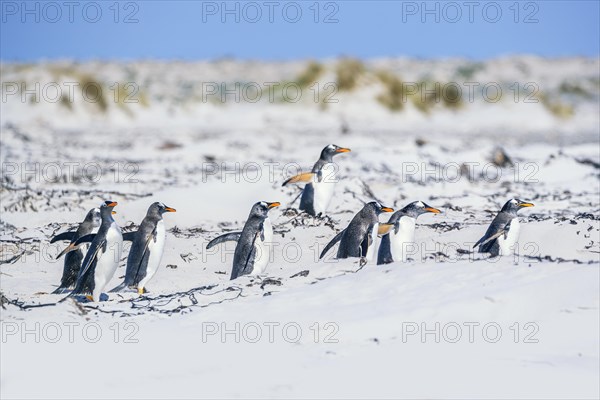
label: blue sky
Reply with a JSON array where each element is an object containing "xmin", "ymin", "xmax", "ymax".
[{"xmin": 1, "ymin": 1, "xmax": 599, "ymax": 60}]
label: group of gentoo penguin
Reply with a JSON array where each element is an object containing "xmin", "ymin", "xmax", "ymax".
[
  {"xmin": 52, "ymin": 201, "xmax": 176, "ymax": 302},
  {"xmin": 51, "ymin": 144, "xmax": 534, "ymax": 302}
]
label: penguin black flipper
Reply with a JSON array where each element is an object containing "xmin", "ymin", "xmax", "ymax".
[
  {"xmin": 50, "ymin": 231, "xmax": 76, "ymax": 243},
  {"xmin": 319, "ymin": 229, "xmax": 346, "ymax": 259},
  {"xmin": 231, "ymin": 235, "xmax": 258, "ymax": 280},
  {"xmin": 377, "ymin": 234, "xmax": 394, "ymax": 265},
  {"xmin": 61, "ymin": 239, "xmax": 106, "ymax": 301},
  {"xmin": 52, "ymin": 247, "xmax": 83, "ymax": 293},
  {"xmin": 74, "ymin": 234, "xmax": 97, "ymax": 246},
  {"xmin": 238, "ymin": 222, "xmax": 267, "ymax": 279},
  {"xmin": 121, "ymin": 227, "xmax": 156, "ymax": 290},
  {"xmin": 122, "ymin": 231, "xmax": 137, "ymax": 242},
  {"xmin": 242, "ymin": 237, "xmax": 259, "ymax": 277},
  {"xmin": 230, "ymin": 219, "xmax": 269, "ymax": 280},
  {"xmin": 478, "ymin": 225, "xmax": 509, "ymax": 249},
  {"xmin": 299, "ymin": 183, "xmax": 316, "ymax": 216},
  {"xmin": 474, "ymin": 214, "xmax": 512, "ymax": 253},
  {"xmin": 76, "ymin": 239, "xmax": 106, "ymax": 287},
  {"xmin": 56, "ymin": 233, "xmax": 97, "ymax": 259},
  {"xmin": 206, "ymin": 232, "xmax": 242, "ymax": 249}
]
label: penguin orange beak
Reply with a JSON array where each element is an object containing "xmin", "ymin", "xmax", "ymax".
[
  {"xmin": 425, "ymin": 207, "xmax": 441, "ymax": 214},
  {"xmin": 519, "ymin": 202, "xmax": 534, "ymax": 208},
  {"xmin": 112, "ymin": 211, "xmax": 117, "ymax": 215},
  {"xmin": 164, "ymin": 207, "xmax": 177, "ymax": 212},
  {"xmin": 107, "ymin": 201, "xmax": 118, "ymax": 207},
  {"xmin": 335, "ymin": 148, "xmax": 351, "ymax": 153},
  {"xmin": 267, "ymin": 202, "xmax": 281, "ymax": 209},
  {"xmin": 381, "ymin": 207, "xmax": 394, "ymax": 213}
]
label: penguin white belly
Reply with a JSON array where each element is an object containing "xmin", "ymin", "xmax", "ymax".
[
  {"xmin": 497, "ymin": 217, "xmax": 520, "ymax": 256},
  {"xmin": 138, "ymin": 220, "xmax": 165, "ymax": 290},
  {"xmin": 312, "ymin": 163, "xmax": 337, "ymax": 214},
  {"xmin": 366, "ymin": 223, "xmax": 379, "ymax": 262},
  {"xmin": 93, "ymin": 223, "xmax": 123, "ymax": 301},
  {"xmin": 253, "ymin": 218, "xmax": 273, "ymax": 275},
  {"xmin": 390, "ymin": 216, "xmax": 416, "ymax": 262}
]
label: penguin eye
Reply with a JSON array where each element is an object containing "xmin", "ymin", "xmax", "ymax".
[{"xmin": 416, "ymin": 201, "xmax": 424, "ymax": 207}]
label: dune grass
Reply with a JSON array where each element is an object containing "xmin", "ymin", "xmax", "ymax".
[{"xmin": 336, "ymin": 58, "xmax": 365, "ymax": 91}]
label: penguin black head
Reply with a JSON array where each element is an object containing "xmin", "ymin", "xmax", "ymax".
[
  {"xmin": 501, "ymin": 198, "xmax": 535, "ymax": 214},
  {"xmin": 101, "ymin": 200, "xmax": 118, "ymax": 216},
  {"xmin": 402, "ymin": 201, "xmax": 441, "ymax": 217},
  {"xmin": 84, "ymin": 207, "xmax": 102, "ymax": 226},
  {"xmin": 368, "ymin": 201, "xmax": 394, "ymax": 215},
  {"xmin": 251, "ymin": 201, "xmax": 281, "ymax": 219},
  {"xmin": 149, "ymin": 202, "xmax": 177, "ymax": 216},
  {"xmin": 320, "ymin": 144, "xmax": 351, "ymax": 162}
]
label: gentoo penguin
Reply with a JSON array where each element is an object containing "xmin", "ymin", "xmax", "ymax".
[
  {"xmin": 207, "ymin": 201, "xmax": 280, "ymax": 280},
  {"xmin": 320, "ymin": 201, "xmax": 393, "ymax": 261},
  {"xmin": 377, "ymin": 201, "xmax": 441, "ymax": 265},
  {"xmin": 282, "ymin": 144, "xmax": 351, "ymax": 216},
  {"xmin": 51, "ymin": 208, "xmax": 101, "ymax": 293},
  {"xmin": 61, "ymin": 200, "xmax": 123, "ymax": 302},
  {"xmin": 474, "ymin": 198, "xmax": 534, "ymax": 256},
  {"xmin": 110, "ymin": 202, "xmax": 176, "ymax": 294}
]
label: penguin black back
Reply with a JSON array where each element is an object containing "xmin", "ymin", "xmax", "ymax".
[
  {"xmin": 474, "ymin": 198, "xmax": 534, "ymax": 256},
  {"xmin": 111, "ymin": 202, "xmax": 176, "ymax": 293},
  {"xmin": 320, "ymin": 201, "xmax": 393, "ymax": 260},
  {"xmin": 230, "ymin": 201, "xmax": 280, "ymax": 280}
]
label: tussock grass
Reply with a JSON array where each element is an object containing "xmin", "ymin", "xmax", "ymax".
[
  {"xmin": 559, "ymin": 81, "xmax": 593, "ymax": 99},
  {"xmin": 455, "ymin": 63, "xmax": 485, "ymax": 80},
  {"xmin": 410, "ymin": 81, "xmax": 462, "ymax": 113},
  {"xmin": 376, "ymin": 71, "xmax": 405, "ymax": 111},
  {"xmin": 295, "ymin": 61, "xmax": 324, "ymax": 88},
  {"xmin": 375, "ymin": 73, "xmax": 463, "ymax": 113},
  {"xmin": 336, "ymin": 58, "xmax": 365, "ymax": 91},
  {"xmin": 537, "ymin": 93, "xmax": 574, "ymax": 119}
]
